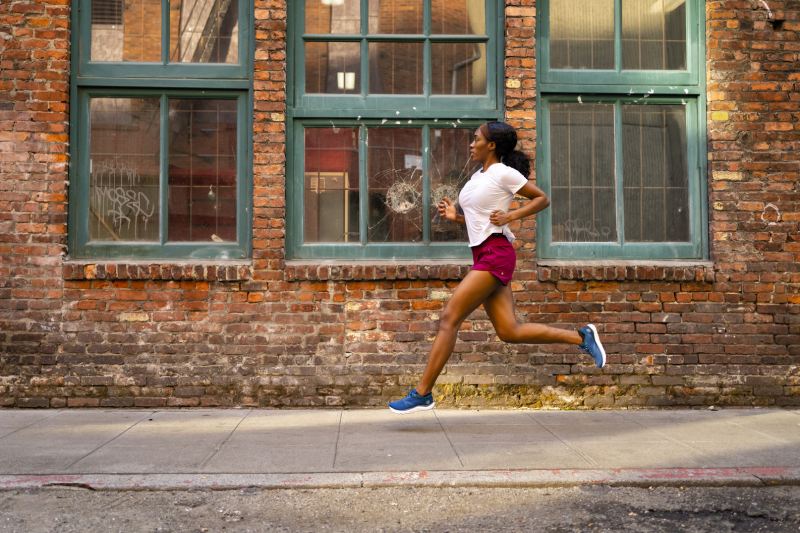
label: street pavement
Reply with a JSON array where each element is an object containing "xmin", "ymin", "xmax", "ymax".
[{"xmin": 1, "ymin": 408, "xmax": 799, "ymax": 491}]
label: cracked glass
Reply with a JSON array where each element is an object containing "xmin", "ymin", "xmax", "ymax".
[{"xmin": 367, "ymin": 128, "xmax": 423, "ymax": 243}]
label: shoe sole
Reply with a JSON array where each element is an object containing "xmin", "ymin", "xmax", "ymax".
[
  {"xmin": 587, "ymin": 324, "xmax": 606, "ymax": 368},
  {"xmin": 388, "ymin": 402, "xmax": 436, "ymax": 415}
]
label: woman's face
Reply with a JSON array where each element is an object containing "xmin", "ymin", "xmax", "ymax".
[{"xmin": 470, "ymin": 127, "xmax": 495, "ymax": 163}]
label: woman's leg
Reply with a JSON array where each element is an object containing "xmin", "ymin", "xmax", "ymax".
[
  {"xmin": 415, "ymin": 270, "xmax": 501, "ymax": 395},
  {"xmin": 483, "ymin": 285, "xmax": 583, "ymax": 345}
]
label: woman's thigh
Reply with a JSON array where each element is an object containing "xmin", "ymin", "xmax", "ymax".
[
  {"xmin": 482, "ymin": 284, "xmax": 518, "ymax": 336},
  {"xmin": 440, "ymin": 270, "xmax": 501, "ymax": 327}
]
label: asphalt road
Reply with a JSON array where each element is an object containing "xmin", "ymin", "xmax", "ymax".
[{"xmin": 2, "ymin": 486, "xmax": 800, "ymax": 532}]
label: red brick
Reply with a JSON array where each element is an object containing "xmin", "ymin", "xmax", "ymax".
[{"xmin": 1, "ymin": 0, "xmax": 798, "ymax": 409}]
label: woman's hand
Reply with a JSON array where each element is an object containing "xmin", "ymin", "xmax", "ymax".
[
  {"xmin": 437, "ymin": 197, "xmax": 458, "ymax": 222},
  {"xmin": 490, "ymin": 210, "xmax": 512, "ymax": 226}
]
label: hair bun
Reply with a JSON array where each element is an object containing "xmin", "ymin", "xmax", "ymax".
[
  {"xmin": 484, "ymin": 122, "xmax": 530, "ymax": 177},
  {"xmin": 504, "ymin": 150, "xmax": 530, "ymax": 178}
]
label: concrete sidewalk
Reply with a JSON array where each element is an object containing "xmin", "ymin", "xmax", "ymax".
[{"xmin": 1, "ymin": 408, "xmax": 799, "ymax": 490}]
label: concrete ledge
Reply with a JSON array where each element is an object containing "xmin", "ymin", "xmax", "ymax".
[
  {"xmin": 0, "ymin": 473, "xmax": 364, "ymax": 491},
  {"xmin": 284, "ymin": 260, "xmax": 471, "ymax": 281},
  {"xmin": 3, "ymin": 468, "xmax": 800, "ymax": 491},
  {"xmin": 62, "ymin": 260, "xmax": 252, "ymax": 281},
  {"xmin": 361, "ymin": 467, "xmax": 800, "ymax": 488}
]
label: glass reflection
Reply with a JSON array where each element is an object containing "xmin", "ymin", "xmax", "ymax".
[
  {"xmin": 550, "ymin": 103, "xmax": 617, "ymax": 243},
  {"xmin": 622, "ymin": 0, "xmax": 686, "ymax": 70},
  {"xmin": 369, "ymin": 42, "xmax": 423, "ymax": 94},
  {"xmin": 432, "ymin": 43, "xmax": 486, "ymax": 95},
  {"xmin": 550, "ymin": 0, "xmax": 614, "ymax": 70},
  {"xmin": 306, "ymin": 0, "xmax": 361, "ymax": 34},
  {"xmin": 168, "ymin": 99, "xmax": 237, "ymax": 242},
  {"xmin": 171, "ymin": 0, "xmax": 239, "ymax": 63},
  {"xmin": 306, "ymin": 42, "xmax": 361, "ymax": 94},
  {"xmin": 91, "ymin": 0, "xmax": 161, "ymax": 62},
  {"xmin": 431, "ymin": 0, "xmax": 485, "ymax": 34},
  {"xmin": 622, "ymin": 105, "xmax": 689, "ymax": 242},
  {"xmin": 369, "ymin": 0, "xmax": 423, "ymax": 34},
  {"xmin": 304, "ymin": 127, "xmax": 360, "ymax": 243},
  {"xmin": 89, "ymin": 98, "xmax": 161, "ymax": 241}
]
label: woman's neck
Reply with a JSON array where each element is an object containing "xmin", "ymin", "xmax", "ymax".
[{"xmin": 482, "ymin": 155, "xmax": 501, "ymax": 172}]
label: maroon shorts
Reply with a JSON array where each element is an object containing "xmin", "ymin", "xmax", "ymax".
[{"xmin": 471, "ymin": 233, "xmax": 516, "ymax": 285}]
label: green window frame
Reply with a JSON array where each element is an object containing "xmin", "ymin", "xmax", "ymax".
[
  {"xmin": 287, "ymin": 0, "xmax": 504, "ymax": 260},
  {"xmin": 68, "ymin": 0, "xmax": 253, "ymax": 260},
  {"xmin": 536, "ymin": 0, "xmax": 708, "ymax": 260}
]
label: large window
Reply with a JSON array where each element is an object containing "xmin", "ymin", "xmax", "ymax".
[
  {"xmin": 536, "ymin": 0, "xmax": 707, "ymax": 260},
  {"xmin": 288, "ymin": 0, "xmax": 503, "ymax": 260},
  {"xmin": 69, "ymin": 0, "xmax": 252, "ymax": 260}
]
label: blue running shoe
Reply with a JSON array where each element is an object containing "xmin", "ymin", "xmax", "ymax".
[
  {"xmin": 388, "ymin": 389, "xmax": 435, "ymax": 414},
  {"xmin": 579, "ymin": 324, "xmax": 607, "ymax": 368}
]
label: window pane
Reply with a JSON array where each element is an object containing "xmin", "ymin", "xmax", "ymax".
[
  {"xmin": 305, "ymin": 0, "xmax": 361, "ymax": 34},
  {"xmin": 431, "ymin": 128, "xmax": 471, "ymax": 242},
  {"xmin": 168, "ymin": 99, "xmax": 237, "ymax": 242},
  {"xmin": 369, "ymin": 42, "xmax": 423, "ymax": 94},
  {"xmin": 431, "ymin": 43, "xmax": 486, "ymax": 95},
  {"xmin": 89, "ymin": 98, "xmax": 160, "ymax": 241},
  {"xmin": 622, "ymin": 105, "xmax": 689, "ymax": 242},
  {"xmin": 92, "ymin": 0, "xmax": 123, "ymax": 24},
  {"xmin": 623, "ymin": 0, "xmax": 686, "ymax": 70},
  {"xmin": 431, "ymin": 0, "xmax": 485, "ymax": 35},
  {"xmin": 369, "ymin": 0, "xmax": 423, "ymax": 34},
  {"xmin": 367, "ymin": 128, "xmax": 423, "ymax": 242},
  {"xmin": 170, "ymin": 0, "xmax": 239, "ymax": 63},
  {"xmin": 91, "ymin": 0, "xmax": 161, "ymax": 62},
  {"xmin": 306, "ymin": 42, "xmax": 361, "ymax": 94},
  {"xmin": 550, "ymin": 103, "xmax": 616, "ymax": 243},
  {"xmin": 550, "ymin": 0, "xmax": 614, "ymax": 70},
  {"xmin": 304, "ymin": 127, "xmax": 360, "ymax": 243}
]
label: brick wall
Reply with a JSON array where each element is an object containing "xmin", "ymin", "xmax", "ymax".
[
  {"xmin": 0, "ymin": 0, "xmax": 798, "ymax": 408},
  {"xmin": 1, "ymin": 0, "xmax": 71, "ymax": 407}
]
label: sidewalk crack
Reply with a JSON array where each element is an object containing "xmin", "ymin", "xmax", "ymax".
[
  {"xmin": 332, "ymin": 409, "xmax": 344, "ymax": 470},
  {"xmin": 625, "ymin": 413, "xmax": 713, "ymax": 459},
  {"xmin": 727, "ymin": 419, "xmax": 789, "ymax": 444},
  {"xmin": 199, "ymin": 409, "xmax": 253, "ymax": 469},
  {"xmin": 64, "ymin": 410, "xmax": 158, "ymax": 471},
  {"xmin": 434, "ymin": 410, "xmax": 464, "ymax": 468},
  {"xmin": 0, "ymin": 410, "xmax": 64, "ymax": 441},
  {"xmin": 525, "ymin": 413, "xmax": 598, "ymax": 467}
]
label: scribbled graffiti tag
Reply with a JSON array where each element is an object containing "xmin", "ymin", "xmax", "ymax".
[{"xmin": 90, "ymin": 160, "xmax": 158, "ymax": 240}]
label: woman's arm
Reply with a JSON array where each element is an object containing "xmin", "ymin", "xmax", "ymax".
[
  {"xmin": 489, "ymin": 181, "xmax": 550, "ymax": 226},
  {"xmin": 437, "ymin": 198, "xmax": 465, "ymax": 225}
]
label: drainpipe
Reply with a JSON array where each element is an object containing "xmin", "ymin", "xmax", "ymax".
[{"xmin": 451, "ymin": 46, "xmax": 482, "ymax": 94}]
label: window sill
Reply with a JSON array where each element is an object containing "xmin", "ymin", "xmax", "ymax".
[
  {"xmin": 62, "ymin": 260, "xmax": 252, "ymax": 281},
  {"xmin": 535, "ymin": 260, "xmax": 715, "ymax": 282},
  {"xmin": 284, "ymin": 260, "xmax": 472, "ymax": 282}
]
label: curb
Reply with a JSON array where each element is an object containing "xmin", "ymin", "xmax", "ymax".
[{"xmin": 2, "ymin": 468, "xmax": 800, "ymax": 491}]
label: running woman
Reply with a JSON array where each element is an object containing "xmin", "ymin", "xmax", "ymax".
[{"xmin": 388, "ymin": 121, "xmax": 606, "ymax": 414}]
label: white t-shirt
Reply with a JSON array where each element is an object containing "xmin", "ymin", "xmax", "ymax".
[{"xmin": 458, "ymin": 162, "xmax": 529, "ymax": 247}]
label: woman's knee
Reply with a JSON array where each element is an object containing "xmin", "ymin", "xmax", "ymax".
[
  {"xmin": 438, "ymin": 308, "xmax": 461, "ymax": 334},
  {"xmin": 496, "ymin": 324, "xmax": 521, "ymax": 343}
]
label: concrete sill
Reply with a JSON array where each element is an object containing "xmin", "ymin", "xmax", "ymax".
[
  {"xmin": 535, "ymin": 260, "xmax": 715, "ymax": 282},
  {"xmin": 62, "ymin": 260, "xmax": 253, "ymax": 282},
  {"xmin": 284, "ymin": 260, "xmax": 472, "ymax": 281}
]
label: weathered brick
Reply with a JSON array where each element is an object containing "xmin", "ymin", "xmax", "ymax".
[{"xmin": 1, "ymin": 0, "xmax": 798, "ymax": 409}]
